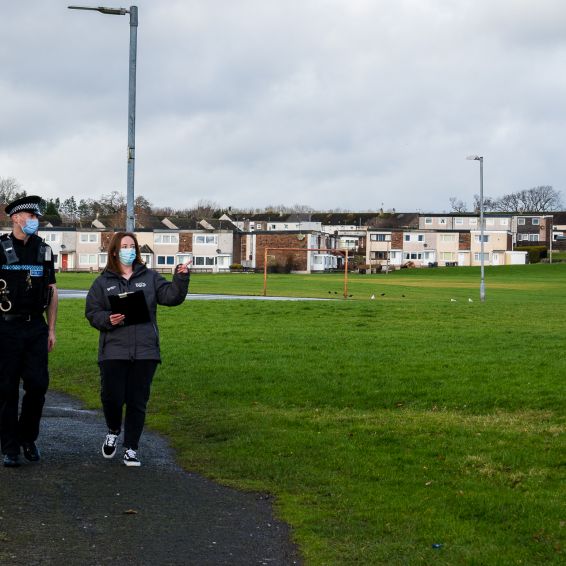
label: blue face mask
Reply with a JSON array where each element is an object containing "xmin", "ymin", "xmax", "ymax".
[
  {"xmin": 22, "ymin": 218, "xmax": 39, "ymax": 235},
  {"xmin": 118, "ymin": 248, "xmax": 136, "ymax": 266}
]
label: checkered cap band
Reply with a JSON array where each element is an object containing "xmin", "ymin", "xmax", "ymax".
[{"xmin": 8, "ymin": 203, "xmax": 42, "ymax": 216}]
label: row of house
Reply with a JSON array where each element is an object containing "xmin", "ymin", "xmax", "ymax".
[{"xmin": 2, "ymin": 211, "xmax": 565, "ymax": 274}]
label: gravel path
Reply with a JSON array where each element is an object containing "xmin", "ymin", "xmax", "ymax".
[{"xmin": 0, "ymin": 391, "xmax": 301, "ymax": 566}]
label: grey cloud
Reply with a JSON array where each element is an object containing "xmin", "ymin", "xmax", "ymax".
[{"xmin": 1, "ymin": 0, "xmax": 565, "ymax": 212}]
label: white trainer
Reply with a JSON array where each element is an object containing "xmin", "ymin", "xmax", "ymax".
[
  {"xmin": 102, "ymin": 432, "xmax": 119, "ymax": 459},
  {"xmin": 123, "ymin": 448, "xmax": 141, "ymax": 467}
]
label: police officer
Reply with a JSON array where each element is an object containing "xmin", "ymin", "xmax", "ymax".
[{"xmin": 0, "ymin": 195, "xmax": 58, "ymax": 467}]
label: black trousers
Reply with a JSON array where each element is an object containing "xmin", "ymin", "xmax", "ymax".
[
  {"xmin": 99, "ymin": 360, "xmax": 158, "ymax": 450},
  {"xmin": 0, "ymin": 317, "xmax": 49, "ymax": 456}
]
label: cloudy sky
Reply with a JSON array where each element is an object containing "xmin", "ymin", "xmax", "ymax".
[{"xmin": 1, "ymin": 0, "xmax": 565, "ymax": 213}]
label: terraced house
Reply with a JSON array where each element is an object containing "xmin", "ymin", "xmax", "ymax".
[{"xmin": 3, "ymin": 209, "xmax": 564, "ymax": 273}]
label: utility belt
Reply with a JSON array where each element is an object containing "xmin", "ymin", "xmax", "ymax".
[
  {"xmin": 0, "ymin": 313, "xmax": 45, "ymax": 323},
  {"xmin": 0, "ymin": 271, "xmax": 50, "ymax": 314}
]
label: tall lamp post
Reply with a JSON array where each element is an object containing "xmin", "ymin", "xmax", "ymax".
[
  {"xmin": 68, "ymin": 5, "xmax": 138, "ymax": 232},
  {"xmin": 466, "ymin": 155, "xmax": 485, "ymax": 301}
]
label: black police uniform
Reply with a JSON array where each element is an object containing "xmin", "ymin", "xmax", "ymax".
[{"xmin": 0, "ymin": 232, "xmax": 55, "ymax": 458}]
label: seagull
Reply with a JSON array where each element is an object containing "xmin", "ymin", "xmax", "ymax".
[
  {"xmin": 370, "ymin": 294, "xmax": 375, "ymax": 300},
  {"xmin": 450, "ymin": 299, "xmax": 457, "ymax": 302},
  {"xmin": 468, "ymin": 298, "xmax": 473, "ymax": 302}
]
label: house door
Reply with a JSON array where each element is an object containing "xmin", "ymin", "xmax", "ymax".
[
  {"xmin": 458, "ymin": 253, "xmax": 467, "ymax": 266},
  {"xmin": 492, "ymin": 252, "xmax": 500, "ymax": 265},
  {"xmin": 61, "ymin": 254, "xmax": 68, "ymax": 271}
]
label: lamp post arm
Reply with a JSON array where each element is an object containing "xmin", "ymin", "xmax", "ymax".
[{"xmin": 68, "ymin": 6, "xmax": 128, "ymax": 15}]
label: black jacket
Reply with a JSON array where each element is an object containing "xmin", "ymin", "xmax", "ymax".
[{"xmin": 85, "ymin": 263, "xmax": 190, "ymax": 361}]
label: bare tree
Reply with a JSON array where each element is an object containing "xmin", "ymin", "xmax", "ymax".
[
  {"xmin": 489, "ymin": 186, "xmax": 562, "ymax": 213},
  {"xmin": 449, "ymin": 197, "xmax": 467, "ymax": 213},
  {"xmin": 100, "ymin": 191, "xmax": 126, "ymax": 215},
  {"xmin": 0, "ymin": 177, "xmax": 26, "ymax": 204},
  {"xmin": 472, "ymin": 194, "xmax": 496, "ymax": 213},
  {"xmin": 523, "ymin": 185, "xmax": 562, "ymax": 212}
]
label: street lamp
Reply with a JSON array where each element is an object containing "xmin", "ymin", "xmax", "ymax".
[
  {"xmin": 68, "ymin": 5, "xmax": 138, "ymax": 232},
  {"xmin": 466, "ymin": 155, "xmax": 485, "ymax": 301}
]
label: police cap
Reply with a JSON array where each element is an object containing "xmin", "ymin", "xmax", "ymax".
[{"xmin": 5, "ymin": 195, "xmax": 43, "ymax": 217}]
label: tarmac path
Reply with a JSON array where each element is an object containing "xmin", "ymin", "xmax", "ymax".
[
  {"xmin": 0, "ymin": 390, "xmax": 301, "ymax": 566},
  {"xmin": 58, "ymin": 289, "xmax": 330, "ymax": 301}
]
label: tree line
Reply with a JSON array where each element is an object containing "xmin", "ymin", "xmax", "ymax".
[
  {"xmin": 449, "ymin": 185, "xmax": 562, "ymax": 214},
  {"xmin": 0, "ymin": 176, "xmax": 324, "ymax": 225},
  {"xmin": 2, "ymin": 176, "xmax": 563, "ymax": 226}
]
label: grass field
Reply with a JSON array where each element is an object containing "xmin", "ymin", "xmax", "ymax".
[{"xmin": 51, "ymin": 266, "xmax": 565, "ymax": 565}]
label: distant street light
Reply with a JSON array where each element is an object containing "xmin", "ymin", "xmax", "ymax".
[
  {"xmin": 466, "ymin": 155, "xmax": 485, "ymax": 302},
  {"xmin": 68, "ymin": 5, "xmax": 138, "ymax": 232}
]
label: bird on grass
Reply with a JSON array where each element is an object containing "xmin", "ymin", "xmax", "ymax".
[
  {"xmin": 370, "ymin": 294, "xmax": 375, "ymax": 300},
  {"xmin": 450, "ymin": 298, "xmax": 457, "ymax": 302},
  {"xmin": 380, "ymin": 293, "xmax": 386, "ymax": 296},
  {"xmin": 468, "ymin": 298, "xmax": 473, "ymax": 303}
]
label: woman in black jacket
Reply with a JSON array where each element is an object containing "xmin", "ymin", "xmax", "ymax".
[{"xmin": 85, "ymin": 232, "xmax": 190, "ymax": 466}]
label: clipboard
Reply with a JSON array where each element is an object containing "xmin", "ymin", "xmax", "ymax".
[{"xmin": 109, "ymin": 290, "xmax": 150, "ymax": 326}]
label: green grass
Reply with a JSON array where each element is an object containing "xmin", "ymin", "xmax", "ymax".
[{"xmin": 51, "ymin": 266, "xmax": 565, "ymax": 565}]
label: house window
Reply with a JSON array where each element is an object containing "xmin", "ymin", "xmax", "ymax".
[
  {"xmin": 79, "ymin": 254, "xmax": 97, "ymax": 265},
  {"xmin": 157, "ymin": 255, "xmax": 175, "ymax": 266},
  {"xmin": 177, "ymin": 254, "xmax": 192, "ymax": 264},
  {"xmin": 424, "ymin": 217, "xmax": 432, "ymax": 225},
  {"xmin": 194, "ymin": 234, "xmax": 218, "ymax": 245},
  {"xmin": 155, "ymin": 234, "xmax": 179, "ymax": 244},
  {"xmin": 500, "ymin": 218, "xmax": 509, "ymax": 226},
  {"xmin": 469, "ymin": 218, "xmax": 477, "ymax": 226},
  {"xmin": 194, "ymin": 256, "xmax": 216, "ymax": 266},
  {"xmin": 370, "ymin": 234, "xmax": 390, "ymax": 242},
  {"xmin": 256, "ymin": 223, "xmax": 262, "ymax": 230},
  {"xmin": 271, "ymin": 224, "xmax": 276, "ymax": 229},
  {"xmin": 455, "ymin": 218, "xmax": 464, "ymax": 225},
  {"xmin": 98, "ymin": 253, "xmax": 107, "ymax": 266},
  {"xmin": 440, "ymin": 234, "xmax": 457, "ymax": 242},
  {"xmin": 441, "ymin": 252, "xmax": 455, "ymax": 261},
  {"xmin": 404, "ymin": 234, "xmax": 411, "ymax": 242},
  {"xmin": 43, "ymin": 233, "xmax": 58, "ymax": 242},
  {"xmin": 532, "ymin": 218, "xmax": 540, "ymax": 226},
  {"xmin": 417, "ymin": 234, "xmax": 424, "ymax": 242},
  {"xmin": 486, "ymin": 218, "xmax": 495, "ymax": 226},
  {"xmin": 372, "ymin": 251, "xmax": 388, "ymax": 260},
  {"xmin": 529, "ymin": 234, "xmax": 539, "ymax": 242},
  {"xmin": 474, "ymin": 235, "xmax": 489, "ymax": 243},
  {"xmin": 474, "ymin": 252, "xmax": 490, "ymax": 261},
  {"xmin": 403, "ymin": 252, "xmax": 423, "ymax": 260},
  {"xmin": 518, "ymin": 218, "xmax": 526, "ymax": 225},
  {"xmin": 519, "ymin": 234, "xmax": 529, "ymax": 241},
  {"xmin": 80, "ymin": 233, "xmax": 99, "ymax": 243}
]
